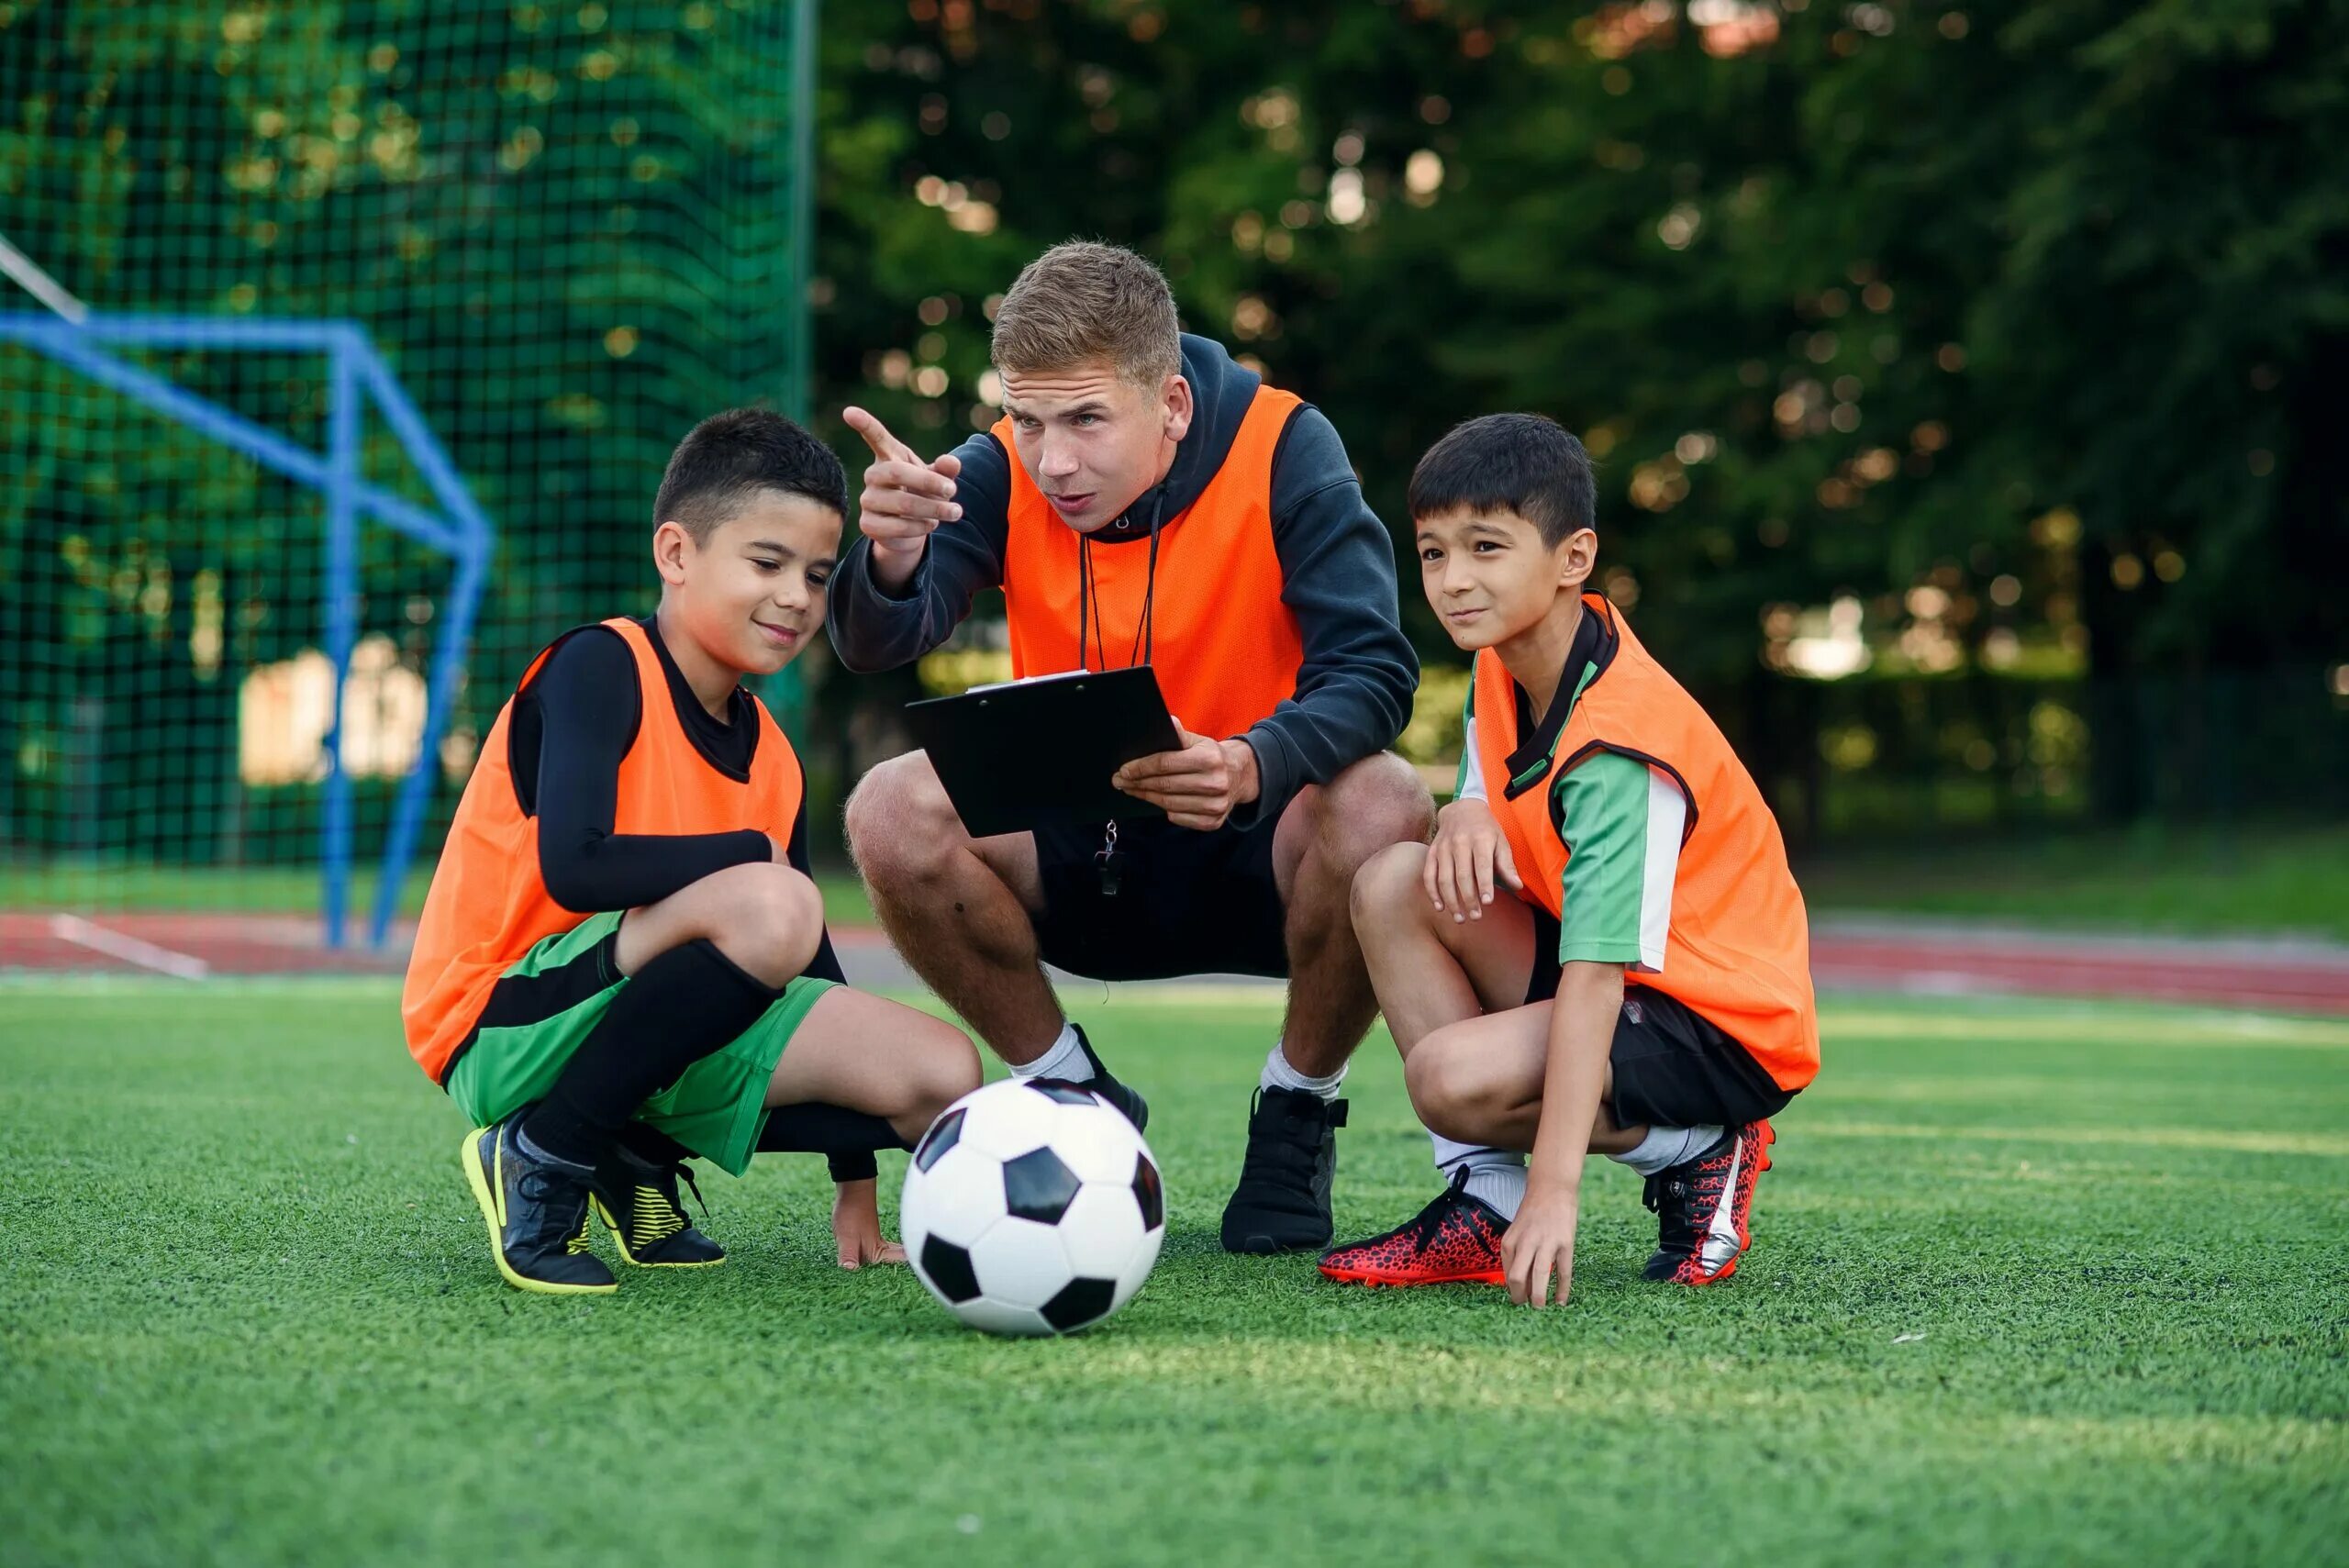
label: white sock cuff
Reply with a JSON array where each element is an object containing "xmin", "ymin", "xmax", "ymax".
[
  {"xmin": 1462, "ymin": 1164, "xmax": 1529, "ymax": 1222},
  {"xmin": 1260, "ymin": 1043, "xmax": 1346, "ymax": 1101},
  {"xmin": 1430, "ymin": 1132, "xmax": 1523, "ymax": 1177},
  {"xmin": 1609, "ymin": 1123, "xmax": 1724, "ymax": 1177},
  {"xmin": 1010, "ymin": 1023, "xmax": 1092, "ymax": 1082}
]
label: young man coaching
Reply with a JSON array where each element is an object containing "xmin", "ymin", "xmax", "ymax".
[{"xmin": 830, "ymin": 241, "xmax": 1431, "ymax": 1254}]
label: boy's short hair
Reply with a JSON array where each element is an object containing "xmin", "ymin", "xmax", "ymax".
[
  {"xmin": 1408, "ymin": 413, "xmax": 1597, "ymax": 548},
  {"xmin": 991, "ymin": 240, "xmax": 1183, "ymax": 388},
  {"xmin": 653, "ymin": 408, "xmax": 848, "ymax": 543}
]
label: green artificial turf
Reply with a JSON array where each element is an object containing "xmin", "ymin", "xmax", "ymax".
[{"xmin": 3, "ymin": 981, "xmax": 2343, "ymax": 1567}]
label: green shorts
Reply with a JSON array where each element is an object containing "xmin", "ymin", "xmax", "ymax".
[{"xmin": 443, "ymin": 911, "xmax": 835, "ymax": 1176}]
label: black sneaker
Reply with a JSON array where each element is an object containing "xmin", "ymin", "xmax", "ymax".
[
  {"xmin": 1219, "ymin": 1087, "xmax": 1347, "ymax": 1254},
  {"xmin": 1071, "ymin": 1023, "xmax": 1149, "ymax": 1132},
  {"xmin": 460, "ymin": 1119, "xmax": 617, "ymax": 1296},
  {"xmin": 591, "ymin": 1140, "xmax": 726, "ymax": 1268}
]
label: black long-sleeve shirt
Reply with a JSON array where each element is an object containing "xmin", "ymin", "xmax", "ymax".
[
  {"xmin": 826, "ymin": 333, "xmax": 1418, "ymax": 828},
  {"xmin": 511, "ymin": 617, "xmax": 844, "ymax": 984}
]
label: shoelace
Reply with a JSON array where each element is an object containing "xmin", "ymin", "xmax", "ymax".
[
  {"xmin": 627, "ymin": 1162, "xmax": 709, "ymax": 1245},
  {"xmin": 1407, "ymin": 1167, "xmax": 1479, "ymax": 1252},
  {"xmin": 1238, "ymin": 1095, "xmax": 1322, "ymax": 1183},
  {"xmin": 517, "ymin": 1166, "xmax": 596, "ymax": 1253}
]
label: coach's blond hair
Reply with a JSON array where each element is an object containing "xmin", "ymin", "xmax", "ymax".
[{"xmin": 990, "ymin": 240, "xmax": 1182, "ymax": 386}]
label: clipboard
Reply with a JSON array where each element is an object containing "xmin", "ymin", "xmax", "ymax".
[{"xmin": 904, "ymin": 664, "xmax": 1183, "ymax": 838}]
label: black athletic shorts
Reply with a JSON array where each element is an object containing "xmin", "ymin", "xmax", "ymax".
[
  {"xmin": 1030, "ymin": 812, "xmax": 1288, "ymax": 982},
  {"xmin": 1526, "ymin": 910, "xmax": 1795, "ymax": 1130}
]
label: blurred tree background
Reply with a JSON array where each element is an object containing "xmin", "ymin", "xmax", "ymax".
[
  {"xmin": 813, "ymin": 0, "xmax": 2348, "ymax": 845},
  {"xmin": 4, "ymin": 0, "xmax": 2344, "ymax": 906}
]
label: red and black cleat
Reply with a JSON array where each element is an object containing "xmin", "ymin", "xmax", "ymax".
[
  {"xmin": 1642, "ymin": 1119, "xmax": 1774, "ymax": 1286},
  {"xmin": 1318, "ymin": 1169, "xmax": 1508, "ymax": 1287}
]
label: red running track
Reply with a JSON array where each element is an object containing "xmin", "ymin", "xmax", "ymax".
[{"xmin": 5, "ymin": 911, "xmax": 2346, "ymax": 1016}]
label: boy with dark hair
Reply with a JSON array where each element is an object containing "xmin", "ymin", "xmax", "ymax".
[
  {"xmin": 403, "ymin": 409, "xmax": 980, "ymax": 1296},
  {"xmin": 1319, "ymin": 413, "xmax": 1820, "ymax": 1305}
]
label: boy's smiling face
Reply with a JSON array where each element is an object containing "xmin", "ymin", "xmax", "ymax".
[
  {"xmin": 656, "ymin": 489, "xmax": 840, "ymax": 678},
  {"xmin": 1415, "ymin": 505, "xmax": 1597, "ymax": 651}
]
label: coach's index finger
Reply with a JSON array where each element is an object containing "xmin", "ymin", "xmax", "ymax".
[{"xmin": 843, "ymin": 405, "xmax": 918, "ymax": 465}]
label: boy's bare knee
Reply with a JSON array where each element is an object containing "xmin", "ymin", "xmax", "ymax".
[
  {"xmin": 714, "ymin": 862, "xmax": 822, "ymax": 982},
  {"xmin": 929, "ymin": 1028, "xmax": 984, "ymax": 1109},
  {"xmin": 1405, "ymin": 1029, "xmax": 1501, "ymax": 1142},
  {"xmin": 1351, "ymin": 840, "xmax": 1431, "ymax": 933},
  {"xmin": 844, "ymin": 753, "xmax": 962, "ymax": 888}
]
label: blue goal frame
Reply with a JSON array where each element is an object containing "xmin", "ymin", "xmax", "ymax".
[{"xmin": 0, "ymin": 313, "xmax": 495, "ymax": 950}]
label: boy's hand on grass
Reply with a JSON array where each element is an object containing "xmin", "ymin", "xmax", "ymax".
[
  {"xmin": 1499, "ymin": 1185, "xmax": 1579, "ymax": 1308},
  {"xmin": 1112, "ymin": 721, "xmax": 1258, "ymax": 831},
  {"xmin": 845, "ymin": 406, "xmax": 963, "ymax": 593},
  {"xmin": 830, "ymin": 1177, "xmax": 908, "ymax": 1270},
  {"xmin": 1426, "ymin": 798, "xmax": 1522, "ymax": 921}
]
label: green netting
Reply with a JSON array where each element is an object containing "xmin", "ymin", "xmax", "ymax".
[{"xmin": 1, "ymin": 0, "xmax": 814, "ymax": 944}]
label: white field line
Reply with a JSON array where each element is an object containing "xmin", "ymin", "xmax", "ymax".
[{"xmin": 47, "ymin": 915, "xmax": 211, "ymax": 980}]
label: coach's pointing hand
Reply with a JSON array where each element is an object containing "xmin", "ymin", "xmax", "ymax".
[
  {"xmin": 1113, "ymin": 721, "xmax": 1261, "ymax": 832},
  {"xmin": 844, "ymin": 406, "xmax": 963, "ymax": 593}
]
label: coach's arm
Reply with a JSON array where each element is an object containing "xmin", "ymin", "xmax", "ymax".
[
  {"xmin": 1230, "ymin": 406, "xmax": 1419, "ymax": 828},
  {"xmin": 826, "ymin": 430, "xmax": 1016, "ymax": 672}
]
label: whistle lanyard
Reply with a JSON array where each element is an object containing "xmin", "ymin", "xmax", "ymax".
[
  {"xmin": 1074, "ymin": 490, "xmax": 1165, "ymax": 898},
  {"xmin": 1074, "ymin": 490, "xmax": 1163, "ymax": 675}
]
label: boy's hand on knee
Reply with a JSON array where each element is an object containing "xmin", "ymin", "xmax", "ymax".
[
  {"xmin": 1426, "ymin": 799, "xmax": 1522, "ymax": 921},
  {"xmin": 830, "ymin": 1177, "xmax": 908, "ymax": 1270}
]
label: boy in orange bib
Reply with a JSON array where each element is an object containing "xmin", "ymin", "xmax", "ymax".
[
  {"xmin": 1320, "ymin": 415, "xmax": 1820, "ymax": 1305},
  {"xmin": 402, "ymin": 410, "xmax": 979, "ymax": 1295}
]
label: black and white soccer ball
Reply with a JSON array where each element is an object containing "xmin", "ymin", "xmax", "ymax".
[{"xmin": 901, "ymin": 1078, "xmax": 1166, "ymax": 1337}]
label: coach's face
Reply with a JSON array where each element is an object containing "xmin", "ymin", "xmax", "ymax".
[{"xmin": 1000, "ymin": 358, "xmax": 1193, "ymax": 533}]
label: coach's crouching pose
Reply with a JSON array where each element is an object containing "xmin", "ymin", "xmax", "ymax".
[{"xmin": 830, "ymin": 241, "xmax": 1429, "ymax": 1254}]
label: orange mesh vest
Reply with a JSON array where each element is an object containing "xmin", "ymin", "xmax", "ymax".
[
  {"xmin": 400, "ymin": 617, "xmax": 804, "ymax": 1083},
  {"xmin": 1474, "ymin": 596, "xmax": 1820, "ymax": 1090},
  {"xmin": 995, "ymin": 384, "xmax": 1308, "ymax": 742}
]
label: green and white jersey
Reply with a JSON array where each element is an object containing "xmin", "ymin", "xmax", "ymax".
[{"xmin": 1457, "ymin": 667, "xmax": 1688, "ymax": 975}]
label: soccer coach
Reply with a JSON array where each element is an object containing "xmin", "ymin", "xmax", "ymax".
[{"xmin": 829, "ymin": 240, "xmax": 1428, "ymax": 1254}]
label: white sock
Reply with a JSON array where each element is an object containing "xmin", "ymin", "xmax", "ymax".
[
  {"xmin": 1259, "ymin": 1042, "xmax": 1346, "ymax": 1102},
  {"xmin": 1431, "ymin": 1133, "xmax": 1527, "ymax": 1221},
  {"xmin": 1609, "ymin": 1123, "xmax": 1723, "ymax": 1177},
  {"xmin": 1462, "ymin": 1164, "xmax": 1528, "ymax": 1220},
  {"xmin": 1009, "ymin": 1023, "xmax": 1094, "ymax": 1083}
]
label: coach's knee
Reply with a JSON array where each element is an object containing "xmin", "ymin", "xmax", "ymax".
[
  {"xmin": 1404, "ymin": 1028, "xmax": 1509, "ymax": 1142},
  {"xmin": 1319, "ymin": 753, "xmax": 1435, "ymax": 873},
  {"xmin": 1350, "ymin": 840, "xmax": 1431, "ymax": 938},
  {"xmin": 843, "ymin": 751, "xmax": 963, "ymax": 889},
  {"xmin": 709, "ymin": 862, "xmax": 825, "ymax": 986}
]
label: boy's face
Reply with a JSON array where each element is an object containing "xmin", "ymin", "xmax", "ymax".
[
  {"xmin": 1414, "ymin": 506, "xmax": 1597, "ymax": 651},
  {"xmin": 1000, "ymin": 357, "xmax": 1193, "ymax": 533},
  {"xmin": 654, "ymin": 489, "xmax": 840, "ymax": 676}
]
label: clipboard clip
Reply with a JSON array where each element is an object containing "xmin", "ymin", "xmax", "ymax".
[{"xmin": 1095, "ymin": 819, "xmax": 1126, "ymax": 898}]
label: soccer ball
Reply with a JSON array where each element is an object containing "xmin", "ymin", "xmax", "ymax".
[{"xmin": 901, "ymin": 1078, "xmax": 1166, "ymax": 1337}]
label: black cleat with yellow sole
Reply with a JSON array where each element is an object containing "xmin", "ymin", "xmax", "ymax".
[
  {"xmin": 461, "ymin": 1119, "xmax": 618, "ymax": 1295},
  {"xmin": 590, "ymin": 1140, "xmax": 726, "ymax": 1268}
]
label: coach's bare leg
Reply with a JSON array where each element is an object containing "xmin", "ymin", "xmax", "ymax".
[
  {"xmin": 844, "ymin": 751, "xmax": 1063, "ymax": 1065},
  {"xmin": 1270, "ymin": 753, "xmax": 1436, "ymax": 1077},
  {"xmin": 1352, "ymin": 840, "xmax": 1640, "ymax": 1155}
]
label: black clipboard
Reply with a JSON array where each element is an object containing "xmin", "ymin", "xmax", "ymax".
[{"xmin": 904, "ymin": 664, "xmax": 1183, "ymax": 839}]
